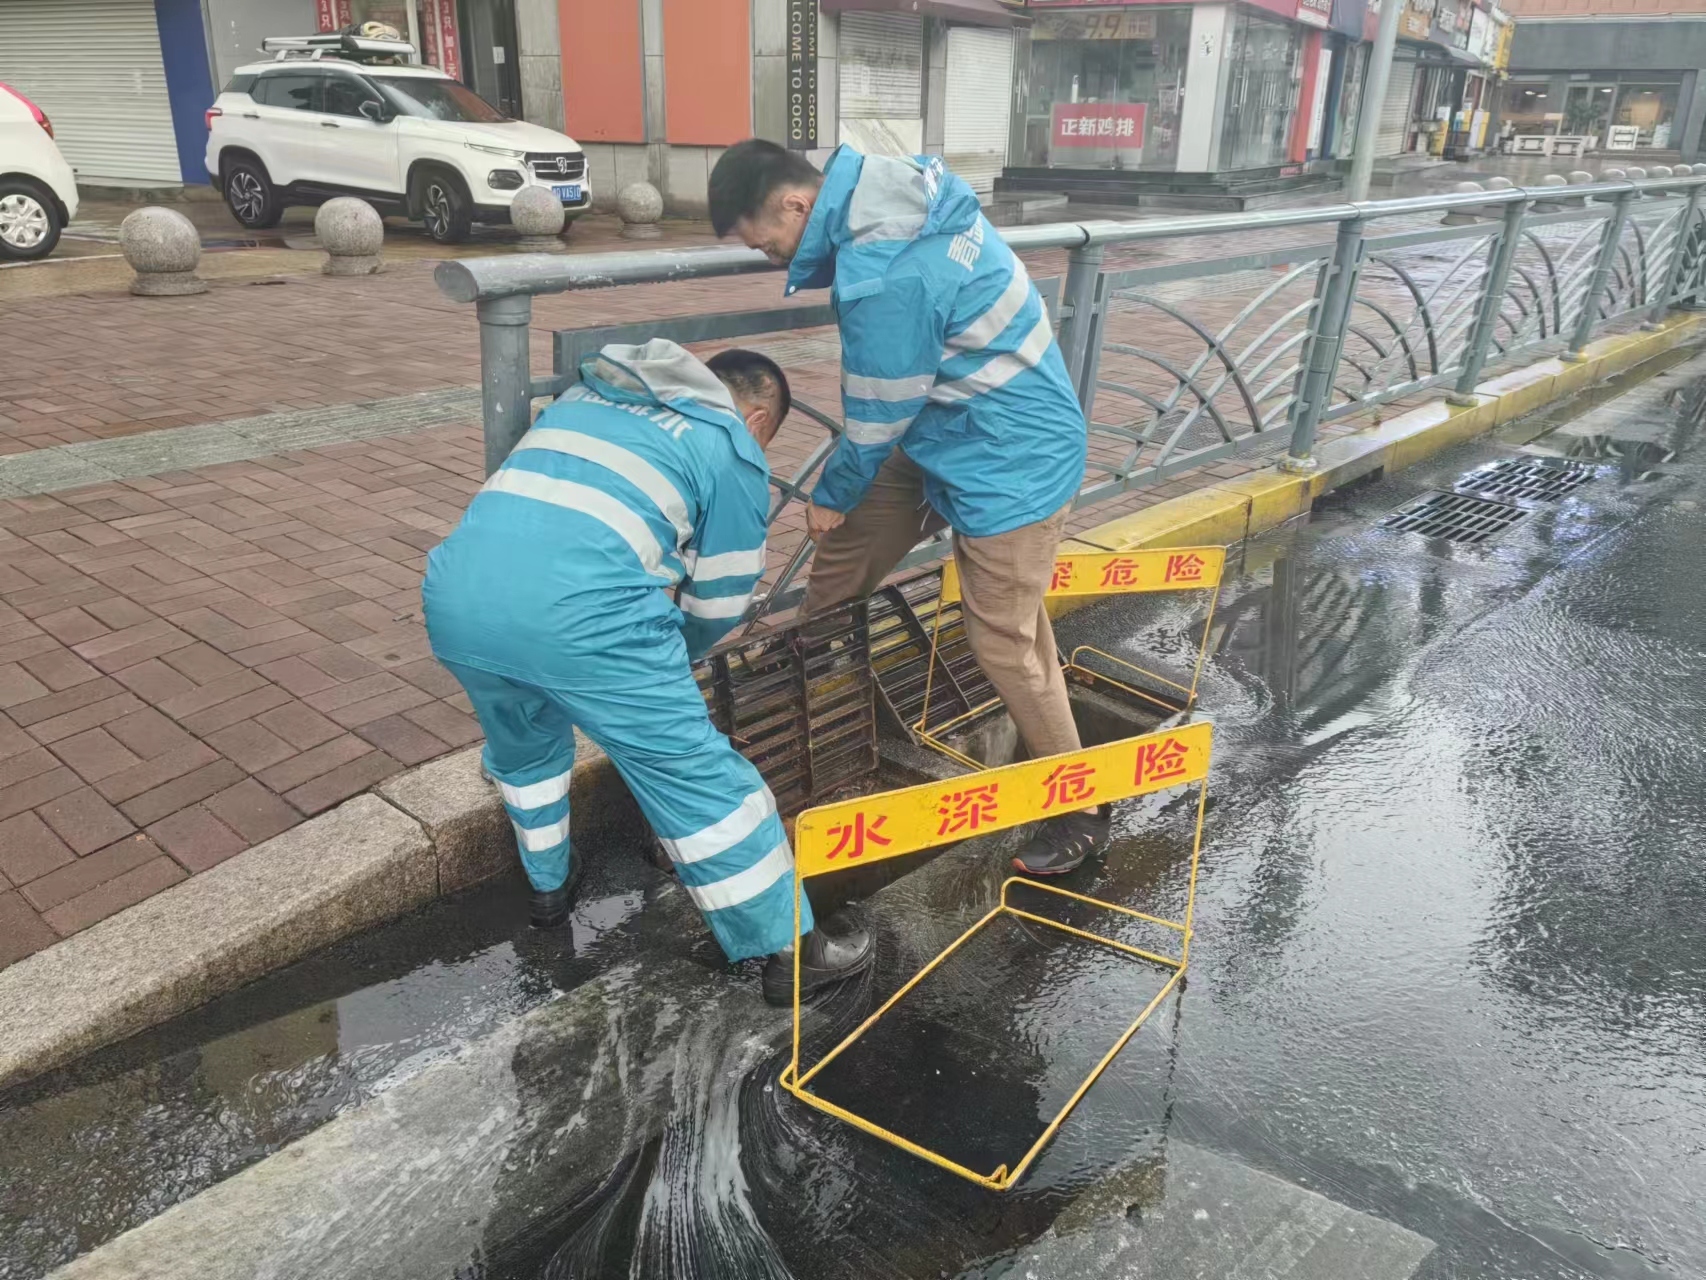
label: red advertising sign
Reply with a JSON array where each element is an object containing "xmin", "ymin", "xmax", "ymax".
[
  {"xmin": 315, "ymin": 0, "xmax": 337, "ymax": 32},
  {"xmin": 1051, "ymin": 102, "xmax": 1146, "ymax": 149},
  {"xmin": 432, "ymin": 0, "xmax": 461, "ymax": 81}
]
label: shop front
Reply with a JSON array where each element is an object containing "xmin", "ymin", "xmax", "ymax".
[
  {"xmin": 1502, "ymin": 17, "xmax": 1706, "ymax": 158},
  {"xmin": 1002, "ymin": 0, "xmax": 1344, "ymax": 198},
  {"xmin": 1015, "ymin": 5, "xmax": 1192, "ymax": 171}
]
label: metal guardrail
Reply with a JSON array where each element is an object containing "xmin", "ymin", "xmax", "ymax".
[{"xmin": 436, "ymin": 175, "xmax": 1706, "ymax": 619}]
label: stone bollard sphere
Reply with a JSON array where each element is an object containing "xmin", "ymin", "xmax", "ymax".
[
  {"xmin": 1443, "ymin": 180, "xmax": 1487, "ymax": 225},
  {"xmin": 120, "ymin": 207, "xmax": 207, "ymax": 297},
  {"xmin": 1675, "ymin": 163, "xmax": 1694, "ymax": 176},
  {"xmin": 315, "ymin": 197, "xmax": 384, "ymax": 276},
  {"xmin": 1485, "ymin": 175, "xmax": 1514, "ymax": 189},
  {"xmin": 1567, "ymin": 170, "xmax": 1595, "ymax": 185},
  {"xmin": 1651, "ymin": 164, "xmax": 1675, "ymax": 178},
  {"xmin": 617, "ymin": 181, "xmax": 664, "ymax": 240},
  {"xmin": 510, "ymin": 185, "xmax": 566, "ymax": 249}
]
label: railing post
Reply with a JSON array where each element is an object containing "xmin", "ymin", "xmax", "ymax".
[
  {"xmin": 1564, "ymin": 189, "xmax": 1634, "ymax": 361},
  {"xmin": 1450, "ymin": 196, "xmax": 1530, "ymax": 404},
  {"xmin": 1647, "ymin": 182, "xmax": 1704, "ymax": 328},
  {"xmin": 1283, "ymin": 216, "xmax": 1365, "ymax": 472},
  {"xmin": 477, "ymin": 294, "xmax": 534, "ymax": 476},
  {"xmin": 1058, "ymin": 243, "xmax": 1106, "ymax": 411}
]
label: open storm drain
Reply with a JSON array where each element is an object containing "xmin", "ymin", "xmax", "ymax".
[
  {"xmin": 1378, "ymin": 490, "xmax": 1529, "ymax": 543},
  {"xmin": 1455, "ymin": 456, "xmax": 1597, "ymax": 503}
]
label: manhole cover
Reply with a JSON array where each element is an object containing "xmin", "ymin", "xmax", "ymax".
[
  {"xmin": 1455, "ymin": 456, "xmax": 1596, "ymax": 502},
  {"xmin": 1379, "ymin": 491, "xmax": 1529, "ymax": 543}
]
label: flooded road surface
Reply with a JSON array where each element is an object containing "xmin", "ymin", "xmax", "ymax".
[{"xmin": 7, "ymin": 355, "xmax": 1706, "ymax": 1279}]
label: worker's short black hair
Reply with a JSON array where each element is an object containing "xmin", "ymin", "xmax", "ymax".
[
  {"xmin": 707, "ymin": 348, "xmax": 791, "ymax": 422},
  {"xmin": 708, "ymin": 139, "xmax": 823, "ymax": 237}
]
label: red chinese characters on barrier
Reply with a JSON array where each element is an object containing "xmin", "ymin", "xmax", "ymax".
[
  {"xmin": 1163, "ymin": 552, "xmax": 1206, "ymax": 584},
  {"xmin": 825, "ymin": 812, "xmax": 892, "ymax": 862},
  {"xmin": 1042, "ymin": 761, "xmax": 1098, "ymax": 810},
  {"xmin": 1051, "ymin": 103, "xmax": 1147, "ymax": 149},
  {"xmin": 937, "ymin": 783, "xmax": 1000, "ymax": 836},
  {"xmin": 1100, "ymin": 557, "xmax": 1142, "ymax": 589},
  {"xmin": 1050, "ymin": 560, "xmax": 1074, "ymax": 592},
  {"xmin": 1134, "ymin": 737, "xmax": 1193, "ymax": 788}
]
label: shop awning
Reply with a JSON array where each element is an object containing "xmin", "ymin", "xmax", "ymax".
[{"xmin": 819, "ymin": 0, "xmax": 1028, "ymax": 28}]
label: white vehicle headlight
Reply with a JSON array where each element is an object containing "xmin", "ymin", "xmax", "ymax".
[{"xmin": 465, "ymin": 142, "xmax": 526, "ymax": 159}]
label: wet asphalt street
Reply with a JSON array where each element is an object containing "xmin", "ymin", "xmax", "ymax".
[{"xmin": 4, "ymin": 354, "xmax": 1706, "ymax": 1278}]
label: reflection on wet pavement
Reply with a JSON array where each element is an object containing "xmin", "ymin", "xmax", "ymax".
[{"xmin": 10, "ymin": 354, "xmax": 1706, "ymax": 1280}]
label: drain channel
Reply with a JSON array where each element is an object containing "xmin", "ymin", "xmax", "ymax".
[
  {"xmin": 1379, "ymin": 491, "xmax": 1529, "ymax": 543},
  {"xmin": 1455, "ymin": 457, "xmax": 1597, "ymax": 503}
]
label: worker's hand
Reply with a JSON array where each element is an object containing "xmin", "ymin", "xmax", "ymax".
[{"xmin": 806, "ymin": 502, "xmax": 846, "ymax": 542}]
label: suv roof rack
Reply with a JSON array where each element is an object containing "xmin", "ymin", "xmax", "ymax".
[{"xmin": 261, "ymin": 33, "xmax": 416, "ymax": 64}]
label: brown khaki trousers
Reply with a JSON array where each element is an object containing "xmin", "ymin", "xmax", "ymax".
[{"xmin": 802, "ymin": 451, "xmax": 1082, "ymax": 759}]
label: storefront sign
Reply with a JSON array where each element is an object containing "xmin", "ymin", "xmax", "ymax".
[
  {"xmin": 786, "ymin": 0, "xmax": 817, "ymax": 149},
  {"xmin": 1051, "ymin": 102, "xmax": 1146, "ymax": 148},
  {"xmin": 314, "ymin": 0, "xmax": 351, "ymax": 32},
  {"xmin": 1399, "ymin": 0, "xmax": 1434, "ymax": 40},
  {"xmin": 1034, "ymin": 10, "xmax": 1158, "ymax": 40},
  {"xmin": 1297, "ymin": 0, "xmax": 1332, "ymax": 28},
  {"xmin": 413, "ymin": 0, "xmax": 463, "ymax": 80}
]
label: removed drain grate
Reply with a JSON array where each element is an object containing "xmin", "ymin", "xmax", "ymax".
[
  {"xmin": 696, "ymin": 598, "xmax": 879, "ymax": 816},
  {"xmin": 1379, "ymin": 491, "xmax": 1529, "ymax": 543},
  {"xmin": 1456, "ymin": 456, "xmax": 1596, "ymax": 503}
]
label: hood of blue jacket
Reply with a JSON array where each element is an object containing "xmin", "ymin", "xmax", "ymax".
[
  {"xmin": 785, "ymin": 146, "xmax": 986, "ymax": 296},
  {"xmin": 578, "ymin": 339, "xmax": 769, "ymax": 476}
]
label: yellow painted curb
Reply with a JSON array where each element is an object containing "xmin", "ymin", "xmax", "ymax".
[{"xmin": 1055, "ymin": 315, "xmax": 1706, "ymax": 599}]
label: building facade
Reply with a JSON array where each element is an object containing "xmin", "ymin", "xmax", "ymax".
[
  {"xmin": 1497, "ymin": 0, "xmax": 1706, "ymax": 160},
  {"xmin": 1006, "ymin": 0, "xmax": 1362, "ymax": 181},
  {"xmin": 1371, "ymin": 0, "xmax": 1509, "ymax": 158}
]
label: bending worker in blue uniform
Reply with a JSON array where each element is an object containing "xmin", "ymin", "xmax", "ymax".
[
  {"xmin": 423, "ymin": 341, "xmax": 873, "ymax": 1004},
  {"xmin": 709, "ymin": 141, "xmax": 1112, "ymax": 876}
]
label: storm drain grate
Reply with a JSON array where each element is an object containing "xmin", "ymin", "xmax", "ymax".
[
  {"xmin": 1378, "ymin": 490, "xmax": 1529, "ymax": 544},
  {"xmin": 696, "ymin": 599, "xmax": 879, "ymax": 816},
  {"xmin": 1455, "ymin": 456, "xmax": 1597, "ymax": 503}
]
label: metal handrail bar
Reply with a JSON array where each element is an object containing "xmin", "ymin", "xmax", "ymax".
[{"xmin": 440, "ymin": 172, "xmax": 1706, "ymax": 620}]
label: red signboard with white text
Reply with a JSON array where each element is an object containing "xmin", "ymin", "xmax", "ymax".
[{"xmin": 1051, "ymin": 102, "xmax": 1146, "ymax": 149}]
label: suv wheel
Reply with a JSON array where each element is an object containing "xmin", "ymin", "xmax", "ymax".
[
  {"xmin": 0, "ymin": 181, "xmax": 61, "ymax": 261},
  {"xmin": 224, "ymin": 157, "xmax": 282, "ymax": 230},
  {"xmin": 416, "ymin": 170, "xmax": 471, "ymax": 244}
]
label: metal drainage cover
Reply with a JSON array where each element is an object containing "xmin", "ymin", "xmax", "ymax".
[
  {"xmin": 1379, "ymin": 491, "xmax": 1529, "ymax": 544},
  {"xmin": 1455, "ymin": 456, "xmax": 1597, "ymax": 503}
]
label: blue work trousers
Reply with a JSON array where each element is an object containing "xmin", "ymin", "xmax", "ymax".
[{"xmin": 439, "ymin": 648, "xmax": 812, "ymax": 962}]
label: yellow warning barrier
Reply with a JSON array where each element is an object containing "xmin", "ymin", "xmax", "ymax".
[
  {"xmin": 919, "ymin": 546, "xmax": 1226, "ymax": 770},
  {"xmin": 779, "ymin": 719, "xmax": 1212, "ymax": 1191}
]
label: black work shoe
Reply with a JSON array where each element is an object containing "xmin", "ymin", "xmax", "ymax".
[
  {"xmin": 1013, "ymin": 806, "xmax": 1114, "ymax": 877},
  {"xmin": 762, "ymin": 920, "xmax": 875, "ymax": 1006},
  {"xmin": 528, "ymin": 859, "xmax": 584, "ymax": 929},
  {"xmin": 530, "ymin": 887, "xmax": 571, "ymax": 928}
]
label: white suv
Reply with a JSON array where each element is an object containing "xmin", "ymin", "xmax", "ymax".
[
  {"xmin": 0, "ymin": 81, "xmax": 79, "ymax": 261},
  {"xmin": 205, "ymin": 56, "xmax": 591, "ymax": 244}
]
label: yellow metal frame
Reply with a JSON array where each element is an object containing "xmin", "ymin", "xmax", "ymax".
[
  {"xmin": 914, "ymin": 548, "xmax": 1226, "ymax": 771},
  {"xmin": 779, "ymin": 726, "xmax": 1212, "ymax": 1192}
]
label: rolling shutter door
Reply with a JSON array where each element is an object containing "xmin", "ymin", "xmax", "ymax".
[
  {"xmin": 943, "ymin": 26, "xmax": 1013, "ymax": 193},
  {"xmin": 0, "ymin": 0, "xmax": 181, "ymax": 185},
  {"xmin": 838, "ymin": 12, "xmax": 923, "ymax": 117},
  {"xmin": 1375, "ymin": 59, "xmax": 1417, "ymax": 156}
]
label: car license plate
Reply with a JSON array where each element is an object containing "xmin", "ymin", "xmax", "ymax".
[{"xmin": 552, "ymin": 183, "xmax": 582, "ymax": 202}]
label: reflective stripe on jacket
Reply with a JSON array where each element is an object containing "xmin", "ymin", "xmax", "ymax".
[
  {"xmin": 423, "ymin": 339, "xmax": 769, "ymax": 674},
  {"xmin": 787, "ymin": 145, "xmax": 1088, "ymax": 539}
]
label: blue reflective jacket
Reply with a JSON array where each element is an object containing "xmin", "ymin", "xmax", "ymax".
[
  {"xmin": 423, "ymin": 340, "xmax": 770, "ymax": 677},
  {"xmin": 787, "ymin": 146, "xmax": 1088, "ymax": 539}
]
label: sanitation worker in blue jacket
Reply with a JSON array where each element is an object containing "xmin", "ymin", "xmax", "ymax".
[
  {"xmin": 709, "ymin": 141, "xmax": 1112, "ymax": 876},
  {"xmin": 423, "ymin": 341, "xmax": 873, "ymax": 1004}
]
